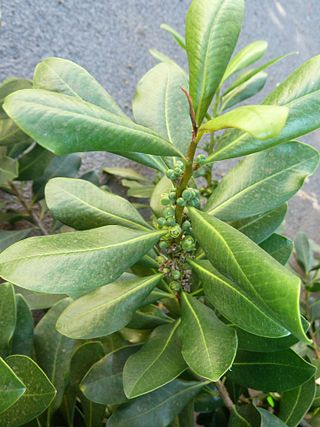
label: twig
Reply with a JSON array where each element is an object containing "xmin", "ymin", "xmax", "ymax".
[{"xmin": 216, "ymin": 380, "xmax": 234, "ymax": 410}]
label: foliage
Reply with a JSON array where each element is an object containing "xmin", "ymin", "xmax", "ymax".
[{"xmin": 0, "ymin": 0, "xmax": 320, "ymax": 426}]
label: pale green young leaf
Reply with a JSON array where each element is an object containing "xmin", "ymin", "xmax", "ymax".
[
  {"xmin": 45, "ymin": 177, "xmax": 151, "ymax": 231},
  {"xmin": 0, "ymin": 357, "xmax": 26, "ymax": 416},
  {"xmin": 0, "ymin": 355, "xmax": 56, "ymax": 427},
  {"xmin": 160, "ymin": 24, "xmax": 186, "ymax": 50},
  {"xmin": 133, "ymin": 62, "xmax": 191, "ymax": 155},
  {"xmin": 103, "ymin": 166, "xmax": 148, "ymax": 182},
  {"xmin": 123, "ymin": 322, "xmax": 186, "ymax": 398},
  {"xmin": 0, "ymin": 226, "xmax": 164, "ymax": 294},
  {"xmin": 199, "ymin": 105, "xmax": 288, "ymax": 141},
  {"xmin": 4, "ymin": 89, "xmax": 182, "ymax": 157},
  {"xmin": 186, "ymin": 0, "xmax": 244, "ymax": 124},
  {"xmin": 188, "ymin": 209, "xmax": 308, "ymax": 342},
  {"xmin": 150, "ymin": 175, "xmax": 174, "ymax": 217},
  {"xmin": 295, "ymin": 231, "xmax": 313, "ymax": 273},
  {"xmin": 206, "ymin": 142, "xmax": 319, "ymax": 221},
  {"xmin": 228, "ymin": 350, "xmax": 315, "ymax": 392},
  {"xmin": 181, "ymin": 293, "xmax": 237, "ymax": 381},
  {"xmin": 56, "ymin": 274, "xmax": 163, "ymax": 339},
  {"xmin": 108, "ymin": 380, "xmax": 205, "ymax": 427},
  {"xmin": 260, "ymin": 234, "xmax": 293, "ymax": 265}
]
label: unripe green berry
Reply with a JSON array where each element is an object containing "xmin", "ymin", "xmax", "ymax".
[
  {"xmin": 159, "ymin": 241, "xmax": 169, "ymax": 250},
  {"xmin": 169, "ymin": 190, "xmax": 176, "ymax": 201},
  {"xmin": 175, "ymin": 160, "xmax": 184, "ymax": 169},
  {"xmin": 166, "ymin": 216, "xmax": 176, "ymax": 226},
  {"xmin": 196, "ymin": 154, "xmax": 207, "ymax": 165},
  {"xmin": 169, "ymin": 224, "xmax": 182, "ymax": 238},
  {"xmin": 174, "ymin": 167, "xmax": 183, "ymax": 177},
  {"xmin": 157, "ymin": 217, "xmax": 166, "ymax": 227},
  {"xmin": 176, "ymin": 197, "xmax": 186, "ymax": 206},
  {"xmin": 172, "ymin": 270, "xmax": 181, "ymax": 280},
  {"xmin": 156, "ymin": 255, "xmax": 165, "ymax": 264},
  {"xmin": 166, "ymin": 169, "xmax": 175, "ymax": 180},
  {"xmin": 190, "ymin": 198, "xmax": 200, "ymax": 207},
  {"xmin": 182, "ymin": 236, "xmax": 195, "ymax": 251},
  {"xmin": 163, "ymin": 207, "xmax": 175, "ymax": 218},
  {"xmin": 161, "ymin": 195, "xmax": 171, "ymax": 206},
  {"xmin": 182, "ymin": 189, "xmax": 193, "ymax": 201},
  {"xmin": 169, "ymin": 280, "xmax": 181, "ymax": 292},
  {"xmin": 182, "ymin": 220, "xmax": 191, "ymax": 231},
  {"xmin": 162, "ymin": 267, "xmax": 170, "ymax": 274}
]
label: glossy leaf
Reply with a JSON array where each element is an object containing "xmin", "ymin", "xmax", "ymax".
[
  {"xmin": 56, "ymin": 274, "xmax": 163, "ymax": 339},
  {"xmin": 11, "ymin": 294, "xmax": 33, "ymax": 356},
  {"xmin": 0, "ymin": 357, "xmax": 25, "ymax": 415},
  {"xmin": 222, "ymin": 40, "xmax": 268, "ymax": 82},
  {"xmin": 279, "ymin": 376, "xmax": 315, "ymax": 427},
  {"xmin": 257, "ymin": 408, "xmax": 289, "ymax": 426},
  {"xmin": 160, "ymin": 24, "xmax": 186, "ymax": 49},
  {"xmin": 104, "ymin": 166, "xmax": 148, "ymax": 182},
  {"xmin": 128, "ymin": 304, "xmax": 172, "ymax": 329},
  {"xmin": 295, "ymin": 231, "xmax": 313, "ymax": 273},
  {"xmin": 206, "ymin": 142, "xmax": 319, "ymax": 221},
  {"xmin": 46, "ymin": 177, "xmax": 151, "ymax": 231},
  {"xmin": 0, "ymin": 355, "xmax": 56, "ymax": 427},
  {"xmin": 81, "ymin": 346, "xmax": 138, "ymax": 405},
  {"xmin": 4, "ymin": 89, "xmax": 181, "ymax": 157},
  {"xmin": 220, "ymin": 72, "xmax": 267, "ymax": 111},
  {"xmin": 17, "ymin": 144, "xmax": 54, "ymax": 181},
  {"xmin": 0, "ymin": 229, "xmax": 32, "ymax": 252},
  {"xmin": 186, "ymin": 0, "xmax": 244, "ymax": 124},
  {"xmin": 211, "ymin": 55, "xmax": 320, "ymax": 160},
  {"xmin": 123, "ymin": 322, "xmax": 186, "ymax": 398},
  {"xmin": 0, "ymin": 156, "xmax": 18, "ymax": 185},
  {"xmin": 199, "ymin": 105, "xmax": 288, "ymax": 141},
  {"xmin": 260, "ymin": 234, "xmax": 293, "ymax": 265},
  {"xmin": 32, "ymin": 153, "xmax": 81, "ymax": 201},
  {"xmin": 229, "ymin": 404, "xmax": 260, "ymax": 426},
  {"xmin": 228, "ymin": 349, "xmax": 315, "ymax": 392},
  {"xmin": 180, "ymin": 293, "xmax": 237, "ymax": 381},
  {"xmin": 108, "ymin": 379, "xmax": 205, "ymax": 427},
  {"xmin": 0, "ymin": 283, "xmax": 16, "ymax": 356},
  {"xmin": 188, "ymin": 209, "xmax": 308, "ymax": 341},
  {"xmin": 33, "ymin": 57, "xmax": 125, "ymax": 116},
  {"xmin": 231, "ymin": 204, "xmax": 287, "ymax": 244},
  {"xmin": 132, "ymin": 62, "xmax": 192, "ymax": 154},
  {"xmin": 0, "ymin": 226, "xmax": 164, "ymax": 294},
  {"xmin": 34, "ymin": 299, "xmax": 76, "ymax": 412}
]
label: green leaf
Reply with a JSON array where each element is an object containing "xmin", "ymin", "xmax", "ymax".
[
  {"xmin": 229, "ymin": 404, "xmax": 260, "ymax": 426},
  {"xmin": 4, "ymin": 89, "xmax": 181, "ymax": 157},
  {"xmin": 132, "ymin": 62, "xmax": 192, "ymax": 154},
  {"xmin": 150, "ymin": 175, "xmax": 174, "ymax": 217},
  {"xmin": 107, "ymin": 379, "xmax": 205, "ymax": 427},
  {"xmin": 257, "ymin": 408, "xmax": 289, "ymax": 426},
  {"xmin": 220, "ymin": 72, "xmax": 267, "ymax": 111},
  {"xmin": 260, "ymin": 234, "xmax": 293, "ymax": 265},
  {"xmin": 17, "ymin": 144, "xmax": 54, "ymax": 181},
  {"xmin": 222, "ymin": 40, "xmax": 268, "ymax": 82},
  {"xmin": 127, "ymin": 304, "xmax": 173, "ymax": 329},
  {"xmin": 0, "ymin": 116, "xmax": 31, "ymax": 146},
  {"xmin": 0, "ymin": 229, "xmax": 32, "ymax": 251},
  {"xmin": 34, "ymin": 299, "xmax": 76, "ymax": 412},
  {"xmin": 186, "ymin": 0, "xmax": 244, "ymax": 124},
  {"xmin": 206, "ymin": 142, "xmax": 319, "ymax": 221},
  {"xmin": 0, "ymin": 156, "xmax": 18, "ymax": 185},
  {"xmin": 149, "ymin": 49, "xmax": 178, "ymax": 66},
  {"xmin": 11, "ymin": 294, "xmax": 33, "ymax": 356},
  {"xmin": 45, "ymin": 177, "xmax": 151, "ymax": 231},
  {"xmin": 103, "ymin": 166, "xmax": 148, "ymax": 182},
  {"xmin": 56, "ymin": 274, "xmax": 162, "ymax": 339},
  {"xmin": 33, "ymin": 57, "xmax": 125, "ymax": 116},
  {"xmin": 231, "ymin": 204, "xmax": 287, "ymax": 244},
  {"xmin": 180, "ymin": 293, "xmax": 237, "ymax": 381},
  {"xmin": 0, "ymin": 226, "xmax": 164, "ymax": 294},
  {"xmin": 160, "ymin": 24, "xmax": 186, "ymax": 50},
  {"xmin": 13, "ymin": 286, "xmax": 64, "ymax": 310},
  {"xmin": 295, "ymin": 231, "xmax": 313, "ymax": 273},
  {"xmin": 0, "ymin": 78, "xmax": 32, "ymax": 114},
  {"xmin": 123, "ymin": 321, "xmax": 186, "ymax": 398},
  {"xmin": 0, "ymin": 357, "xmax": 26, "ymax": 415},
  {"xmin": 199, "ymin": 105, "xmax": 288, "ymax": 141},
  {"xmin": 0, "ymin": 355, "xmax": 56, "ymax": 427},
  {"xmin": 0, "ymin": 283, "xmax": 16, "ymax": 356},
  {"xmin": 279, "ymin": 376, "xmax": 315, "ymax": 427},
  {"xmin": 228, "ymin": 349, "xmax": 315, "ymax": 392},
  {"xmin": 211, "ymin": 55, "xmax": 320, "ymax": 160},
  {"xmin": 32, "ymin": 154, "xmax": 81, "ymax": 201},
  {"xmin": 188, "ymin": 209, "xmax": 308, "ymax": 342},
  {"xmin": 81, "ymin": 346, "xmax": 138, "ymax": 405}
]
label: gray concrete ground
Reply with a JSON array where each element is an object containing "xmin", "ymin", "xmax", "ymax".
[{"xmin": 0, "ymin": 0, "xmax": 319, "ymax": 241}]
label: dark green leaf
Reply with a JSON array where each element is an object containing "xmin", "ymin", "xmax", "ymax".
[
  {"xmin": 186, "ymin": 0, "xmax": 244, "ymax": 124},
  {"xmin": 257, "ymin": 408, "xmax": 288, "ymax": 426},
  {"xmin": 56, "ymin": 274, "xmax": 163, "ymax": 339},
  {"xmin": 4, "ymin": 89, "xmax": 181, "ymax": 157},
  {"xmin": 0, "ymin": 357, "xmax": 25, "ymax": 416},
  {"xmin": 180, "ymin": 293, "xmax": 237, "ymax": 381},
  {"xmin": 228, "ymin": 350, "xmax": 315, "ymax": 392},
  {"xmin": 107, "ymin": 379, "xmax": 205, "ymax": 427},
  {"xmin": 13, "ymin": 286, "xmax": 64, "ymax": 310},
  {"xmin": 0, "ymin": 226, "xmax": 164, "ymax": 294},
  {"xmin": 260, "ymin": 234, "xmax": 293, "ymax": 265},
  {"xmin": 0, "ymin": 78, "xmax": 32, "ymax": 114},
  {"xmin": 0, "ymin": 228, "xmax": 32, "ymax": 251},
  {"xmin": 11, "ymin": 294, "xmax": 33, "ymax": 356},
  {"xmin": 127, "ymin": 304, "xmax": 173, "ymax": 329},
  {"xmin": 17, "ymin": 144, "xmax": 54, "ymax": 181},
  {"xmin": 206, "ymin": 142, "xmax": 319, "ymax": 221},
  {"xmin": 0, "ymin": 116, "xmax": 31, "ymax": 146},
  {"xmin": 81, "ymin": 346, "xmax": 138, "ymax": 405},
  {"xmin": 188, "ymin": 209, "xmax": 308, "ymax": 341},
  {"xmin": 123, "ymin": 322, "xmax": 186, "ymax": 398},
  {"xmin": 229, "ymin": 404, "xmax": 260, "ymax": 426},
  {"xmin": 0, "ymin": 156, "xmax": 18, "ymax": 185},
  {"xmin": 45, "ymin": 177, "xmax": 151, "ymax": 231},
  {"xmin": 279, "ymin": 376, "xmax": 315, "ymax": 427},
  {"xmin": 0, "ymin": 355, "xmax": 56, "ymax": 427},
  {"xmin": 231, "ymin": 204, "xmax": 287, "ymax": 244},
  {"xmin": 0, "ymin": 283, "xmax": 16, "ymax": 356}
]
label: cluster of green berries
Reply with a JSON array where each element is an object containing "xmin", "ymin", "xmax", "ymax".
[
  {"xmin": 161, "ymin": 187, "xmax": 200, "ymax": 208},
  {"xmin": 157, "ymin": 207, "xmax": 182, "ymax": 239},
  {"xmin": 165, "ymin": 161, "xmax": 185, "ymax": 181}
]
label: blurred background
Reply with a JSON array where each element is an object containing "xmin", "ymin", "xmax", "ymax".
[{"xmin": 0, "ymin": 0, "xmax": 319, "ymax": 240}]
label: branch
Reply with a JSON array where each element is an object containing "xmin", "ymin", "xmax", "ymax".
[{"xmin": 216, "ymin": 380, "xmax": 234, "ymax": 411}]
